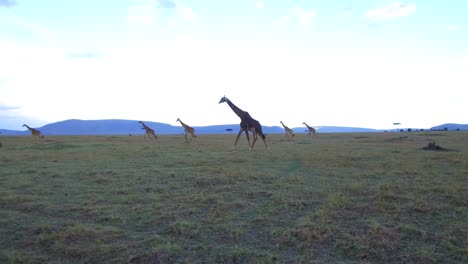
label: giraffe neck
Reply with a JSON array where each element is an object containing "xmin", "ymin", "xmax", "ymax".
[
  {"xmin": 226, "ymin": 98, "xmax": 246, "ymax": 119},
  {"xmin": 24, "ymin": 125, "xmax": 33, "ymax": 131},
  {"xmin": 179, "ymin": 120, "xmax": 188, "ymax": 128}
]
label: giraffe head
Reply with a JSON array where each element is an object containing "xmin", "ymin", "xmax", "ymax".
[
  {"xmin": 219, "ymin": 96, "xmax": 228, "ymax": 104},
  {"xmin": 176, "ymin": 118, "xmax": 181, "ymax": 122}
]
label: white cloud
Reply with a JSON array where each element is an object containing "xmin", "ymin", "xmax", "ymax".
[
  {"xmin": 128, "ymin": 1, "xmax": 196, "ymax": 25},
  {"xmin": 366, "ymin": 2, "xmax": 416, "ymax": 21},
  {"xmin": 276, "ymin": 6, "xmax": 316, "ymax": 28},
  {"xmin": 255, "ymin": 2, "xmax": 264, "ymax": 10},
  {"xmin": 336, "ymin": 6, "xmax": 353, "ymax": 20},
  {"xmin": 2, "ymin": 16, "xmax": 55, "ymax": 39},
  {"xmin": 179, "ymin": 5, "xmax": 196, "ymax": 21},
  {"xmin": 275, "ymin": 15, "xmax": 291, "ymax": 28},
  {"xmin": 292, "ymin": 6, "xmax": 316, "ymax": 28},
  {"xmin": 1, "ymin": 33, "xmax": 467, "ymax": 130},
  {"xmin": 447, "ymin": 25, "xmax": 459, "ymax": 31},
  {"xmin": 128, "ymin": 4, "xmax": 158, "ymax": 25}
]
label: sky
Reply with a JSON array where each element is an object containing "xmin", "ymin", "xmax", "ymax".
[{"xmin": 1, "ymin": 0, "xmax": 467, "ymax": 131}]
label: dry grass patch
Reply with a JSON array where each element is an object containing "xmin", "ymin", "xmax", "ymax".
[{"xmin": 0, "ymin": 132, "xmax": 467, "ymax": 263}]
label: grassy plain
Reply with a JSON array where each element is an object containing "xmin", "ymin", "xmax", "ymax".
[{"xmin": 0, "ymin": 132, "xmax": 467, "ymax": 263}]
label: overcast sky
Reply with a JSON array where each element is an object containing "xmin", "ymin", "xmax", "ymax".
[{"xmin": 1, "ymin": 0, "xmax": 467, "ymax": 130}]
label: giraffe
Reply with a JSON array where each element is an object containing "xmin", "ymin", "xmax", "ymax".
[
  {"xmin": 219, "ymin": 96, "xmax": 269, "ymax": 150},
  {"xmin": 22, "ymin": 124, "xmax": 44, "ymax": 139},
  {"xmin": 138, "ymin": 121, "xmax": 157, "ymax": 141},
  {"xmin": 303, "ymin": 122, "xmax": 317, "ymax": 136},
  {"xmin": 280, "ymin": 121, "xmax": 295, "ymax": 139},
  {"xmin": 176, "ymin": 118, "xmax": 196, "ymax": 142}
]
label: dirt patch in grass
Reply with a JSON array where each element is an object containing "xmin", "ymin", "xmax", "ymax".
[{"xmin": 422, "ymin": 141, "xmax": 451, "ymax": 151}]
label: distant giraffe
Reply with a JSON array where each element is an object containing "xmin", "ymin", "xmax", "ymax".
[
  {"xmin": 22, "ymin": 124, "xmax": 44, "ymax": 139},
  {"xmin": 138, "ymin": 121, "xmax": 157, "ymax": 141},
  {"xmin": 176, "ymin": 118, "xmax": 196, "ymax": 142},
  {"xmin": 280, "ymin": 121, "xmax": 295, "ymax": 139},
  {"xmin": 303, "ymin": 122, "xmax": 317, "ymax": 136},
  {"xmin": 219, "ymin": 96, "xmax": 269, "ymax": 150}
]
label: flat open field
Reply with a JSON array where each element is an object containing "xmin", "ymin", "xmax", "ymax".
[{"xmin": 0, "ymin": 132, "xmax": 467, "ymax": 263}]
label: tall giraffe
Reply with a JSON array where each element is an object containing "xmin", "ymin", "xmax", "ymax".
[
  {"xmin": 219, "ymin": 96, "xmax": 269, "ymax": 150},
  {"xmin": 138, "ymin": 121, "xmax": 157, "ymax": 141},
  {"xmin": 303, "ymin": 122, "xmax": 317, "ymax": 136},
  {"xmin": 280, "ymin": 121, "xmax": 295, "ymax": 139},
  {"xmin": 176, "ymin": 118, "xmax": 196, "ymax": 142},
  {"xmin": 22, "ymin": 124, "xmax": 44, "ymax": 139}
]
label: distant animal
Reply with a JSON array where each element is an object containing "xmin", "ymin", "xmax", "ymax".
[
  {"xmin": 280, "ymin": 121, "xmax": 295, "ymax": 139},
  {"xmin": 138, "ymin": 121, "xmax": 157, "ymax": 141},
  {"xmin": 219, "ymin": 96, "xmax": 269, "ymax": 150},
  {"xmin": 22, "ymin": 124, "xmax": 44, "ymax": 139},
  {"xmin": 303, "ymin": 122, "xmax": 317, "ymax": 136},
  {"xmin": 176, "ymin": 118, "xmax": 196, "ymax": 142}
]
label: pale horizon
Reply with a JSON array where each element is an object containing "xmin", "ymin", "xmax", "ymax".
[{"xmin": 1, "ymin": 1, "xmax": 467, "ymax": 130}]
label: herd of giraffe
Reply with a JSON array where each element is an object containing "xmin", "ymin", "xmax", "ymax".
[
  {"xmin": 219, "ymin": 96, "xmax": 317, "ymax": 151},
  {"xmin": 18, "ymin": 96, "xmax": 317, "ymax": 150}
]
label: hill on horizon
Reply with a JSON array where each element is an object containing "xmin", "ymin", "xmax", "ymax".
[
  {"xmin": 430, "ymin": 123, "xmax": 468, "ymax": 131},
  {"xmin": 1, "ymin": 119, "xmax": 466, "ymax": 136}
]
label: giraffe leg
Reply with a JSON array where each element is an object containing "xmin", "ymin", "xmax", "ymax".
[
  {"xmin": 262, "ymin": 137, "xmax": 269, "ymax": 151},
  {"xmin": 234, "ymin": 129, "xmax": 243, "ymax": 149},
  {"xmin": 184, "ymin": 133, "xmax": 189, "ymax": 142},
  {"xmin": 251, "ymin": 133, "xmax": 258, "ymax": 149},
  {"xmin": 245, "ymin": 131, "xmax": 253, "ymax": 150}
]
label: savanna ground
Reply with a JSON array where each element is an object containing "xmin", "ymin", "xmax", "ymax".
[{"xmin": 0, "ymin": 131, "xmax": 467, "ymax": 263}]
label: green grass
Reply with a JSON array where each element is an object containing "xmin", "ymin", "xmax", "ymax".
[{"xmin": 0, "ymin": 132, "xmax": 467, "ymax": 263}]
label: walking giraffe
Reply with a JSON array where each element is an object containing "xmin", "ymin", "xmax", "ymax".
[
  {"xmin": 176, "ymin": 118, "xmax": 196, "ymax": 142},
  {"xmin": 22, "ymin": 124, "xmax": 44, "ymax": 139},
  {"xmin": 138, "ymin": 121, "xmax": 157, "ymax": 141},
  {"xmin": 303, "ymin": 122, "xmax": 317, "ymax": 136},
  {"xmin": 280, "ymin": 121, "xmax": 295, "ymax": 139},
  {"xmin": 219, "ymin": 96, "xmax": 269, "ymax": 150}
]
